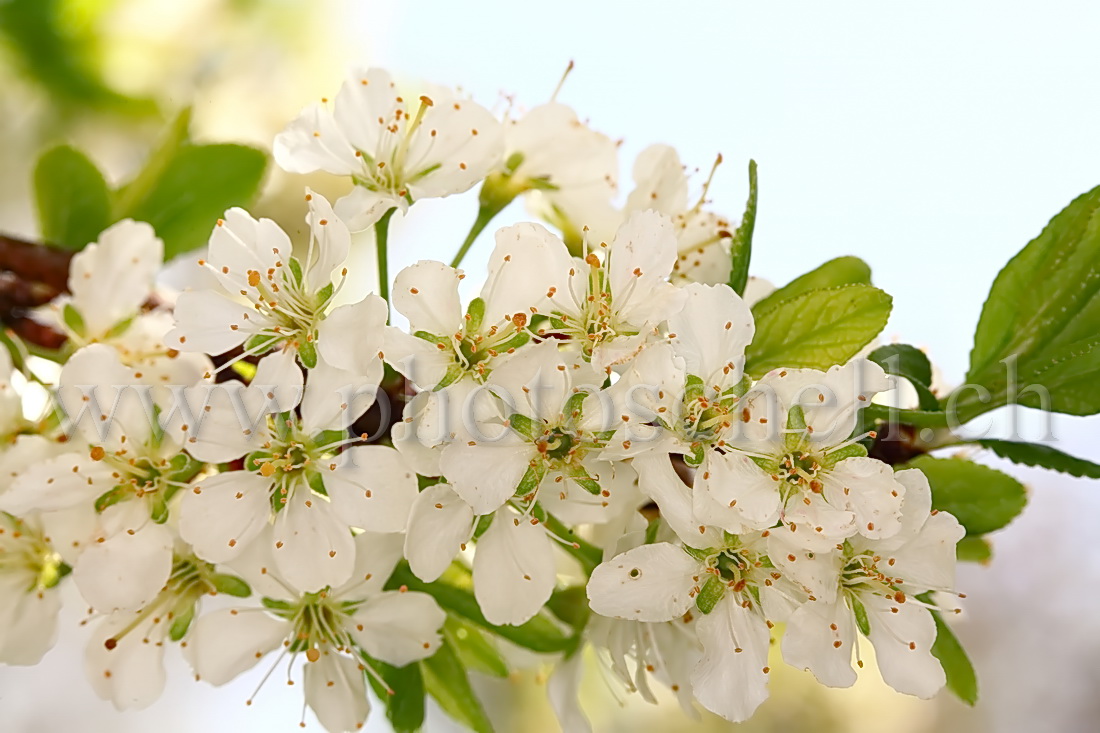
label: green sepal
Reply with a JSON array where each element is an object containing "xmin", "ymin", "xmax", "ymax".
[
  {"xmin": 94, "ymin": 486, "xmax": 129, "ymax": 514},
  {"xmin": 413, "ymin": 330, "xmax": 451, "ymax": 346},
  {"xmin": 695, "ymin": 575, "xmax": 726, "ymax": 614},
  {"xmin": 507, "ymin": 413, "xmax": 541, "ymax": 441},
  {"xmin": 562, "ymin": 463, "xmax": 601, "ymax": 495},
  {"xmin": 684, "ymin": 374, "xmax": 705, "ymax": 404},
  {"xmin": 785, "ymin": 405, "xmax": 807, "ymax": 451},
  {"xmin": 260, "ymin": 596, "xmax": 295, "ymax": 612},
  {"xmin": 211, "ymin": 573, "xmax": 252, "ymax": 598},
  {"xmin": 434, "ymin": 362, "xmax": 466, "ymax": 391},
  {"xmin": 149, "ymin": 492, "xmax": 170, "ymax": 524},
  {"xmin": 644, "ymin": 517, "xmax": 661, "ymax": 545},
  {"xmin": 244, "ymin": 333, "xmax": 277, "ymax": 355},
  {"xmin": 727, "ymin": 159, "xmax": 757, "ymax": 296},
  {"xmin": 490, "ymin": 330, "xmax": 530, "ymax": 355},
  {"xmin": 822, "ymin": 442, "xmax": 868, "ymax": 468},
  {"xmin": 683, "ymin": 545, "xmax": 714, "ymax": 563},
  {"xmin": 465, "ymin": 298, "xmax": 486, "ymax": 335},
  {"xmin": 563, "ymin": 390, "xmax": 587, "ymax": 420},
  {"xmin": 298, "ymin": 339, "xmax": 318, "ymax": 369},
  {"xmin": 473, "ymin": 513, "xmax": 494, "ymax": 540},
  {"xmin": 850, "ymin": 595, "xmax": 871, "ymax": 637},
  {"xmin": 316, "ymin": 281, "xmax": 335, "ymax": 305},
  {"xmin": 168, "ymin": 603, "xmax": 196, "ymax": 641},
  {"xmin": 514, "ymin": 461, "xmax": 547, "ymax": 497},
  {"xmin": 62, "ymin": 303, "xmax": 86, "ymax": 337},
  {"xmin": 287, "ymin": 257, "xmax": 304, "ymax": 287}
]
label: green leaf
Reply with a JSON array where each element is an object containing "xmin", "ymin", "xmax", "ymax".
[
  {"xmin": 728, "ymin": 159, "xmax": 757, "ymax": 296},
  {"xmin": 901, "ymin": 456, "xmax": 1027, "ymax": 535},
  {"xmin": 962, "ymin": 185, "xmax": 1100, "ymax": 420},
  {"xmin": 380, "ymin": 661, "xmax": 426, "ymax": 733},
  {"xmin": 386, "ymin": 565, "xmax": 571, "ymax": 653},
  {"xmin": 421, "ymin": 641, "xmax": 494, "ymax": 733},
  {"xmin": 545, "ymin": 585, "xmax": 590, "ymax": 631},
  {"xmin": 751, "ymin": 256, "xmax": 872, "ymax": 315},
  {"xmin": 868, "ymin": 343, "xmax": 940, "ymax": 411},
  {"xmin": 928, "ymin": 604, "xmax": 978, "ymax": 705},
  {"xmin": 956, "ymin": 536, "xmax": 993, "ymax": 563},
  {"xmin": 976, "ymin": 438, "xmax": 1100, "ymax": 479},
  {"xmin": 33, "ymin": 145, "xmax": 112, "ymax": 250},
  {"xmin": 117, "ymin": 143, "xmax": 268, "ymax": 260},
  {"xmin": 745, "ymin": 284, "xmax": 893, "ymax": 377},
  {"xmin": 443, "ymin": 617, "xmax": 509, "ymax": 678},
  {"xmin": 0, "ymin": 0, "xmax": 153, "ymax": 113},
  {"xmin": 112, "ymin": 108, "xmax": 194, "ymax": 215}
]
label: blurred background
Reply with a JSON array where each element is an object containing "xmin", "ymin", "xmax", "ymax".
[{"xmin": 2, "ymin": 0, "xmax": 1100, "ymax": 730}]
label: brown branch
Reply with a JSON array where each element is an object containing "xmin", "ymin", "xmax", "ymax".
[{"xmin": 0, "ymin": 233, "xmax": 72, "ymax": 349}]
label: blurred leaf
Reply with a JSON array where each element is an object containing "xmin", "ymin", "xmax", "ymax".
[
  {"xmin": 751, "ymin": 256, "xmax": 872, "ymax": 315},
  {"xmin": 868, "ymin": 343, "xmax": 940, "ymax": 410},
  {"xmin": 385, "ymin": 662, "xmax": 426, "ymax": 733},
  {"xmin": 746, "ymin": 284, "xmax": 892, "ymax": 377},
  {"xmin": 117, "ymin": 143, "xmax": 268, "ymax": 259},
  {"xmin": 0, "ymin": 0, "xmax": 152, "ymax": 113},
  {"xmin": 902, "ymin": 456, "xmax": 1026, "ymax": 535},
  {"xmin": 33, "ymin": 145, "xmax": 111, "ymax": 250},
  {"xmin": 922, "ymin": 595, "xmax": 978, "ymax": 706},
  {"xmin": 977, "ymin": 438, "xmax": 1100, "ymax": 479},
  {"xmin": 443, "ymin": 617, "xmax": 509, "ymax": 678},
  {"xmin": 961, "ymin": 185, "xmax": 1100, "ymax": 420},
  {"xmin": 728, "ymin": 159, "xmax": 757, "ymax": 296},
  {"xmin": 112, "ymin": 108, "xmax": 193, "ymax": 216},
  {"xmin": 421, "ymin": 641, "xmax": 494, "ymax": 733},
  {"xmin": 956, "ymin": 536, "xmax": 992, "ymax": 563}
]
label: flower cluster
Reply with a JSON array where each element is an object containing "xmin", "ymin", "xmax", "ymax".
[{"xmin": 0, "ymin": 65, "xmax": 968, "ymax": 731}]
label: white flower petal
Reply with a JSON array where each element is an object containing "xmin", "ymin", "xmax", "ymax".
[
  {"xmin": 691, "ymin": 597, "xmax": 771, "ymax": 723},
  {"xmin": 69, "ymin": 220, "xmax": 162, "ymax": 336},
  {"xmin": 274, "ymin": 101, "xmax": 360, "ymax": 176},
  {"xmin": 0, "ymin": 578, "xmax": 60, "ymax": 665},
  {"xmin": 668, "ymin": 282, "xmax": 754, "ymax": 389},
  {"xmin": 864, "ymin": 593, "xmax": 945, "ymax": 698},
  {"xmin": 252, "ymin": 349, "xmax": 305, "ymax": 413},
  {"xmin": 405, "ymin": 483, "xmax": 474, "ymax": 582},
  {"xmin": 349, "ymin": 590, "xmax": 445, "ymax": 666},
  {"xmin": 325, "ymin": 445, "xmax": 418, "ymax": 533},
  {"xmin": 304, "ymin": 651, "xmax": 371, "ymax": 733},
  {"xmin": 392, "ymin": 260, "xmax": 464, "ymax": 336},
  {"xmin": 317, "ymin": 294, "xmax": 388, "ymax": 373},
  {"xmin": 440, "ymin": 441, "xmax": 533, "ymax": 516},
  {"xmin": 178, "ymin": 471, "xmax": 273, "ymax": 564},
  {"xmin": 73, "ymin": 522, "xmax": 174, "ymax": 613},
  {"xmin": 587, "ymin": 542, "xmax": 699, "ymax": 622},
  {"xmin": 86, "ymin": 613, "xmax": 166, "ymax": 710},
  {"xmin": 699, "ymin": 451, "xmax": 780, "ymax": 530},
  {"xmin": 303, "ymin": 190, "xmax": 350, "ymax": 291},
  {"xmin": 472, "ymin": 510, "xmax": 556, "ymax": 626},
  {"xmin": 781, "ymin": 600, "xmax": 858, "ymax": 688},
  {"xmin": 184, "ymin": 608, "xmax": 289, "ymax": 686},
  {"xmin": 632, "ymin": 451, "xmax": 724, "ymax": 547},
  {"xmin": 272, "ymin": 493, "xmax": 356, "ymax": 593}
]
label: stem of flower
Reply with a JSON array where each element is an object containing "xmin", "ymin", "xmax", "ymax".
[
  {"xmin": 374, "ymin": 207, "xmax": 396, "ymax": 317},
  {"xmin": 450, "ymin": 196, "xmax": 511, "ymax": 269}
]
